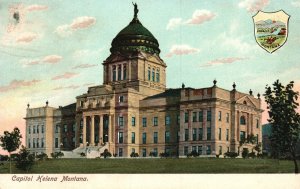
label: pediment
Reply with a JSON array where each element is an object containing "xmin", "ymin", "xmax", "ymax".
[{"xmin": 236, "ymin": 95, "xmax": 257, "ymax": 108}]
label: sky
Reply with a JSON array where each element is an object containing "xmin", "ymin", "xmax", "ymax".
[{"xmin": 0, "ymin": 0, "xmax": 300, "ymax": 153}]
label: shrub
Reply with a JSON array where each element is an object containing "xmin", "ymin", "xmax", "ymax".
[
  {"xmin": 36, "ymin": 153, "xmax": 48, "ymax": 161},
  {"xmin": 0, "ymin": 155, "xmax": 9, "ymax": 161},
  {"xmin": 130, "ymin": 152, "xmax": 139, "ymax": 157},
  {"xmin": 100, "ymin": 149, "xmax": 112, "ymax": 158},
  {"xmin": 15, "ymin": 146, "xmax": 35, "ymax": 172},
  {"xmin": 51, "ymin": 152, "xmax": 64, "ymax": 159},
  {"xmin": 80, "ymin": 152, "xmax": 86, "ymax": 157},
  {"xmin": 248, "ymin": 152, "xmax": 256, "ymax": 159},
  {"xmin": 224, "ymin": 152, "xmax": 238, "ymax": 158},
  {"xmin": 242, "ymin": 148, "xmax": 249, "ymax": 159}
]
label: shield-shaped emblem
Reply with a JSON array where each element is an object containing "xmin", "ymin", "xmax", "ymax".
[{"xmin": 253, "ymin": 10, "xmax": 290, "ymax": 53}]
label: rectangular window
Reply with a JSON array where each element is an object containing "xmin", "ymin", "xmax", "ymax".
[
  {"xmin": 185, "ymin": 129, "xmax": 189, "ymax": 141},
  {"xmin": 119, "ymin": 148, "xmax": 123, "ymax": 157},
  {"xmin": 226, "ymin": 113, "xmax": 230, "ymax": 123},
  {"xmin": 192, "ymin": 146, "xmax": 197, "ymax": 152},
  {"xmin": 119, "ymin": 95, "xmax": 124, "ymax": 103},
  {"xmin": 198, "ymin": 146, "xmax": 202, "ymax": 155},
  {"xmin": 177, "ymin": 115, "xmax": 180, "ymax": 125},
  {"xmin": 165, "ymin": 116, "xmax": 171, "ymax": 126},
  {"xmin": 218, "ymin": 111, "xmax": 222, "ymax": 121},
  {"xmin": 156, "ymin": 72, "xmax": 160, "ymax": 82},
  {"xmin": 131, "ymin": 117, "xmax": 136, "ymax": 126},
  {"xmin": 226, "ymin": 129, "xmax": 229, "ymax": 141},
  {"xmin": 142, "ymin": 148, "xmax": 147, "ymax": 157},
  {"xmin": 154, "ymin": 132, "xmax": 158, "ymax": 144},
  {"xmin": 184, "ymin": 112, "xmax": 189, "ymax": 123},
  {"xmin": 152, "ymin": 69, "xmax": 155, "ymax": 81},
  {"xmin": 153, "ymin": 117, "xmax": 158, "ymax": 126},
  {"xmin": 33, "ymin": 126, "xmax": 36, "ymax": 134},
  {"xmin": 142, "ymin": 133, "xmax": 146, "ymax": 144},
  {"xmin": 219, "ymin": 128, "xmax": 222, "ymax": 140},
  {"xmin": 256, "ymin": 119, "xmax": 259, "ymax": 128},
  {"xmin": 153, "ymin": 148, "xmax": 158, "ymax": 157},
  {"xmin": 119, "ymin": 132, "xmax": 123, "ymax": 144},
  {"xmin": 55, "ymin": 124, "xmax": 59, "ymax": 133},
  {"xmin": 219, "ymin": 146, "xmax": 222, "ymax": 155},
  {"xmin": 184, "ymin": 146, "xmax": 188, "ymax": 155},
  {"xmin": 118, "ymin": 117, "xmax": 124, "ymax": 127},
  {"xmin": 199, "ymin": 128, "xmax": 203, "ymax": 140},
  {"xmin": 193, "ymin": 128, "xmax": 197, "ymax": 141},
  {"xmin": 207, "ymin": 110, "xmax": 211, "ymax": 121},
  {"xmin": 240, "ymin": 131, "xmax": 246, "ymax": 142},
  {"xmin": 64, "ymin": 124, "xmax": 67, "ymax": 132},
  {"xmin": 142, "ymin": 117, "xmax": 147, "ymax": 127},
  {"xmin": 207, "ymin": 127, "xmax": 211, "ymax": 140},
  {"xmin": 37, "ymin": 125, "xmax": 39, "ymax": 133},
  {"xmin": 206, "ymin": 145, "xmax": 211, "ymax": 155},
  {"xmin": 28, "ymin": 126, "xmax": 31, "ymax": 134},
  {"xmin": 192, "ymin": 112, "xmax": 197, "ymax": 122},
  {"xmin": 148, "ymin": 69, "xmax": 151, "ymax": 81},
  {"xmin": 37, "ymin": 138, "xmax": 39, "ymax": 148},
  {"xmin": 131, "ymin": 132, "xmax": 135, "ymax": 144},
  {"xmin": 72, "ymin": 124, "xmax": 76, "ymax": 132},
  {"xmin": 28, "ymin": 139, "xmax": 31, "ymax": 148},
  {"xmin": 131, "ymin": 148, "xmax": 135, "ymax": 153},
  {"xmin": 165, "ymin": 131, "xmax": 170, "ymax": 143},
  {"xmin": 256, "ymin": 134, "xmax": 259, "ymax": 144},
  {"xmin": 41, "ymin": 138, "xmax": 44, "ymax": 148},
  {"xmin": 55, "ymin": 138, "xmax": 59, "ymax": 148},
  {"xmin": 33, "ymin": 139, "xmax": 36, "ymax": 148},
  {"xmin": 199, "ymin": 111, "xmax": 203, "ymax": 122},
  {"xmin": 41, "ymin": 125, "xmax": 44, "ymax": 133}
]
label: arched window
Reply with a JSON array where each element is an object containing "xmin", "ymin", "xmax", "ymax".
[
  {"xmin": 240, "ymin": 116, "xmax": 246, "ymax": 125},
  {"xmin": 156, "ymin": 69, "xmax": 160, "ymax": 82},
  {"xmin": 112, "ymin": 65, "xmax": 116, "ymax": 81},
  {"xmin": 123, "ymin": 64, "xmax": 127, "ymax": 80},
  {"xmin": 148, "ymin": 67, "xmax": 151, "ymax": 81},
  {"xmin": 118, "ymin": 65, "xmax": 122, "ymax": 80},
  {"xmin": 152, "ymin": 68, "xmax": 155, "ymax": 81}
]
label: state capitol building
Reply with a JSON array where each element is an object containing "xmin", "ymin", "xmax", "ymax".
[{"xmin": 25, "ymin": 5, "xmax": 263, "ymax": 158}]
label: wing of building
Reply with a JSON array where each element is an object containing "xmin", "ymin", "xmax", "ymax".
[{"xmin": 24, "ymin": 5, "xmax": 263, "ymax": 158}]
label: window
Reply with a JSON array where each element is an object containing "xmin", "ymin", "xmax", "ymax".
[
  {"xmin": 55, "ymin": 138, "xmax": 58, "ymax": 148},
  {"xmin": 192, "ymin": 146, "xmax": 197, "ymax": 152},
  {"xmin": 153, "ymin": 132, "xmax": 158, "ymax": 144},
  {"xmin": 185, "ymin": 129, "xmax": 189, "ymax": 141},
  {"xmin": 64, "ymin": 124, "xmax": 67, "ymax": 132},
  {"xmin": 227, "ymin": 147, "xmax": 230, "ymax": 152},
  {"xmin": 206, "ymin": 145, "xmax": 211, "ymax": 155},
  {"xmin": 131, "ymin": 132, "xmax": 135, "ymax": 144},
  {"xmin": 112, "ymin": 65, "xmax": 116, "ymax": 81},
  {"xmin": 199, "ymin": 128, "xmax": 203, "ymax": 140},
  {"xmin": 72, "ymin": 137, "xmax": 75, "ymax": 146},
  {"xmin": 142, "ymin": 133, "xmax": 146, "ymax": 144},
  {"xmin": 218, "ymin": 111, "xmax": 222, "ymax": 121},
  {"xmin": 142, "ymin": 117, "xmax": 147, "ymax": 127},
  {"xmin": 256, "ymin": 134, "xmax": 259, "ymax": 144},
  {"xmin": 80, "ymin": 120, "xmax": 83, "ymax": 130},
  {"xmin": 196, "ymin": 147, "xmax": 202, "ymax": 156},
  {"xmin": 119, "ymin": 148, "xmax": 123, "ymax": 157},
  {"xmin": 165, "ymin": 147, "xmax": 170, "ymax": 156},
  {"xmin": 156, "ymin": 71, "xmax": 160, "ymax": 82},
  {"xmin": 132, "ymin": 117, "xmax": 136, "ymax": 126},
  {"xmin": 72, "ymin": 124, "xmax": 76, "ymax": 132},
  {"xmin": 63, "ymin": 137, "xmax": 67, "ymax": 147},
  {"xmin": 152, "ymin": 68, "xmax": 155, "ymax": 81},
  {"xmin": 119, "ymin": 96, "xmax": 124, "ymax": 103},
  {"xmin": 226, "ymin": 129, "xmax": 229, "ymax": 141},
  {"xmin": 153, "ymin": 148, "xmax": 158, "ymax": 157},
  {"xmin": 240, "ymin": 131, "xmax": 246, "ymax": 142},
  {"xmin": 117, "ymin": 65, "xmax": 122, "ymax": 80},
  {"xmin": 207, "ymin": 127, "xmax": 211, "ymax": 140},
  {"xmin": 28, "ymin": 139, "xmax": 31, "ymax": 148},
  {"xmin": 148, "ymin": 67, "xmax": 151, "ymax": 81},
  {"xmin": 219, "ymin": 128, "xmax": 222, "ymax": 140},
  {"xmin": 184, "ymin": 146, "xmax": 188, "ymax": 155},
  {"xmin": 199, "ymin": 111, "xmax": 203, "ymax": 122},
  {"xmin": 33, "ymin": 139, "xmax": 36, "ymax": 148},
  {"xmin": 207, "ymin": 110, "xmax": 211, "ymax": 121},
  {"xmin": 165, "ymin": 131, "xmax": 170, "ymax": 143},
  {"xmin": 153, "ymin": 117, "xmax": 158, "ymax": 126},
  {"xmin": 256, "ymin": 119, "xmax": 259, "ymax": 128},
  {"xmin": 37, "ymin": 125, "xmax": 39, "ymax": 133},
  {"xmin": 28, "ymin": 126, "xmax": 31, "ymax": 134},
  {"xmin": 240, "ymin": 116, "xmax": 246, "ymax": 125},
  {"xmin": 118, "ymin": 117, "xmax": 124, "ymax": 127},
  {"xmin": 123, "ymin": 64, "xmax": 127, "ymax": 80},
  {"xmin": 184, "ymin": 112, "xmax": 189, "ymax": 123},
  {"xmin": 226, "ymin": 113, "xmax": 230, "ymax": 123},
  {"xmin": 55, "ymin": 124, "xmax": 59, "ymax": 133},
  {"xmin": 119, "ymin": 132, "xmax": 123, "ymax": 144},
  {"xmin": 193, "ymin": 128, "xmax": 197, "ymax": 141},
  {"xmin": 142, "ymin": 148, "xmax": 147, "ymax": 157},
  {"xmin": 219, "ymin": 146, "xmax": 222, "ymax": 155},
  {"xmin": 41, "ymin": 125, "xmax": 44, "ymax": 133},
  {"xmin": 41, "ymin": 138, "xmax": 44, "ymax": 148},
  {"xmin": 177, "ymin": 115, "xmax": 180, "ymax": 125},
  {"xmin": 37, "ymin": 138, "xmax": 39, "ymax": 148},
  {"xmin": 192, "ymin": 112, "xmax": 197, "ymax": 122},
  {"xmin": 33, "ymin": 126, "xmax": 36, "ymax": 134},
  {"xmin": 165, "ymin": 116, "xmax": 170, "ymax": 126}
]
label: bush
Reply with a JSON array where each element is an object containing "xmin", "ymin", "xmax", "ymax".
[
  {"xmin": 248, "ymin": 152, "xmax": 256, "ymax": 158},
  {"xmin": 149, "ymin": 152, "xmax": 157, "ymax": 157},
  {"xmin": 36, "ymin": 153, "xmax": 48, "ymax": 161},
  {"xmin": 15, "ymin": 146, "xmax": 34, "ymax": 172},
  {"xmin": 0, "ymin": 155, "xmax": 9, "ymax": 161},
  {"xmin": 224, "ymin": 152, "xmax": 238, "ymax": 158},
  {"xmin": 51, "ymin": 152, "xmax": 64, "ymax": 159},
  {"xmin": 188, "ymin": 150, "xmax": 199, "ymax": 158},
  {"xmin": 242, "ymin": 148, "xmax": 249, "ymax": 159},
  {"xmin": 80, "ymin": 152, "xmax": 86, "ymax": 157},
  {"xmin": 130, "ymin": 152, "xmax": 139, "ymax": 157},
  {"xmin": 100, "ymin": 149, "xmax": 112, "ymax": 158},
  {"xmin": 159, "ymin": 152, "xmax": 169, "ymax": 158}
]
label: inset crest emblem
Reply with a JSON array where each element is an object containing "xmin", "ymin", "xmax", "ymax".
[{"xmin": 253, "ymin": 10, "xmax": 290, "ymax": 53}]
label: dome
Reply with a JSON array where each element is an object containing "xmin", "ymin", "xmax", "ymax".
[{"xmin": 110, "ymin": 6, "xmax": 160, "ymax": 55}]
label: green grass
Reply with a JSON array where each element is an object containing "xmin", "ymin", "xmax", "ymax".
[{"xmin": 0, "ymin": 158, "xmax": 298, "ymax": 174}]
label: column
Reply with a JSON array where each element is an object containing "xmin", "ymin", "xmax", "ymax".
[
  {"xmin": 188, "ymin": 110, "xmax": 192, "ymax": 141},
  {"xmin": 180, "ymin": 110, "xmax": 185, "ymax": 142},
  {"xmin": 237, "ymin": 111, "xmax": 240, "ymax": 141},
  {"xmin": 90, "ymin": 115, "xmax": 95, "ymax": 146},
  {"xmin": 109, "ymin": 114, "xmax": 113, "ymax": 143},
  {"xmin": 83, "ymin": 116, "xmax": 87, "ymax": 147},
  {"xmin": 99, "ymin": 115, "xmax": 103, "ymax": 145},
  {"xmin": 203, "ymin": 109, "xmax": 207, "ymax": 140}
]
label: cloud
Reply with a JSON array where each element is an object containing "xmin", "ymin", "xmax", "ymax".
[
  {"xmin": 238, "ymin": 0, "xmax": 269, "ymax": 12},
  {"xmin": 52, "ymin": 72, "xmax": 79, "ymax": 80},
  {"xmin": 200, "ymin": 57, "xmax": 248, "ymax": 67},
  {"xmin": 166, "ymin": 9, "xmax": 216, "ymax": 30},
  {"xmin": 16, "ymin": 32, "xmax": 38, "ymax": 43},
  {"xmin": 26, "ymin": 4, "xmax": 48, "ymax": 11},
  {"xmin": 55, "ymin": 16, "xmax": 96, "ymax": 37},
  {"xmin": 0, "ymin": 79, "xmax": 41, "ymax": 93},
  {"xmin": 53, "ymin": 85, "xmax": 80, "ymax": 90},
  {"xmin": 166, "ymin": 44, "xmax": 200, "ymax": 57},
  {"xmin": 42, "ymin": 55, "xmax": 62, "ymax": 64},
  {"xmin": 292, "ymin": 0, "xmax": 300, "ymax": 7},
  {"xmin": 72, "ymin": 64, "xmax": 97, "ymax": 69}
]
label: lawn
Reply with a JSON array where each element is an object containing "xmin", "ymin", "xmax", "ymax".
[{"xmin": 0, "ymin": 158, "xmax": 298, "ymax": 173}]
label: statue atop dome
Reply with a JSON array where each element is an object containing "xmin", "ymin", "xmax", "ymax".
[{"xmin": 132, "ymin": 2, "xmax": 139, "ymax": 19}]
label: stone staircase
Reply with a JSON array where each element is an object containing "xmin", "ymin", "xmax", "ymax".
[{"xmin": 61, "ymin": 143, "xmax": 108, "ymax": 159}]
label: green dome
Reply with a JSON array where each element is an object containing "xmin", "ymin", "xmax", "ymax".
[{"xmin": 110, "ymin": 17, "xmax": 160, "ymax": 55}]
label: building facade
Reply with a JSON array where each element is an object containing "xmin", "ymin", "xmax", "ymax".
[{"xmin": 25, "ymin": 6, "xmax": 263, "ymax": 157}]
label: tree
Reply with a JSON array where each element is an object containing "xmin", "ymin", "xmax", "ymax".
[
  {"xmin": 0, "ymin": 127, "xmax": 22, "ymax": 173},
  {"xmin": 100, "ymin": 149, "xmax": 111, "ymax": 158},
  {"xmin": 264, "ymin": 80, "xmax": 300, "ymax": 173},
  {"xmin": 15, "ymin": 146, "xmax": 35, "ymax": 172}
]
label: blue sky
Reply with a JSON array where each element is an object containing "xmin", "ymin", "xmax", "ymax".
[{"xmin": 0, "ymin": 0, "xmax": 300, "ymax": 148}]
